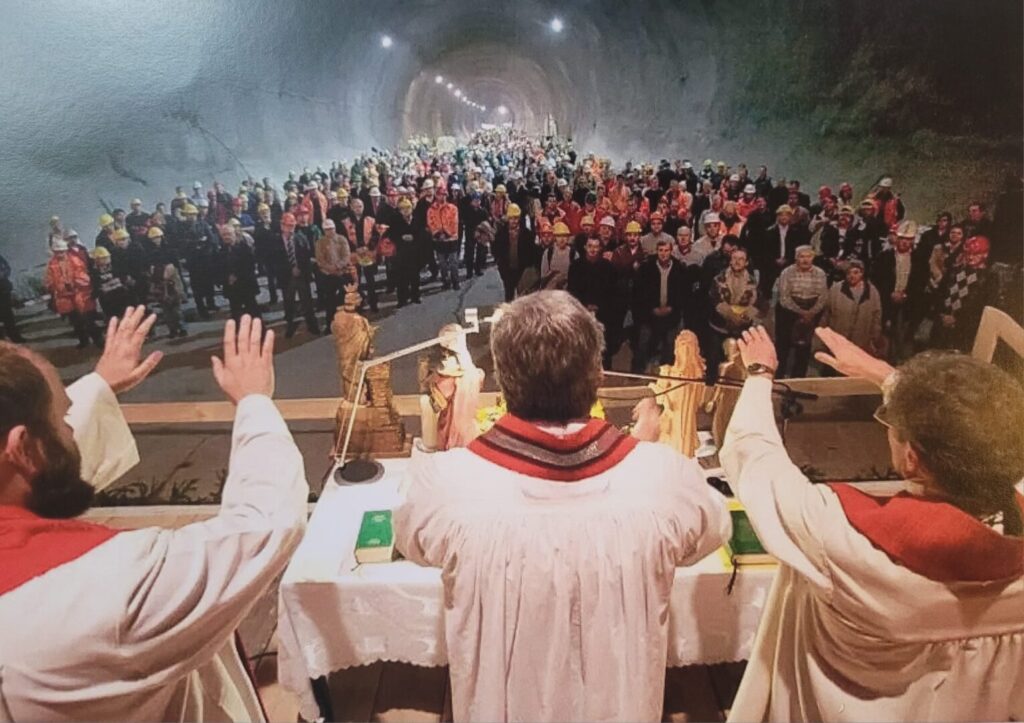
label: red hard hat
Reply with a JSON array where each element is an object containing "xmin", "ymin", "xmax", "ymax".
[
  {"xmin": 281, "ymin": 212, "xmax": 297, "ymax": 225},
  {"xmin": 964, "ymin": 235, "xmax": 990, "ymax": 255}
]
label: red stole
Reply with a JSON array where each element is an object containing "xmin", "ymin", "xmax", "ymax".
[
  {"xmin": 0, "ymin": 505, "xmax": 119, "ymax": 595},
  {"xmin": 828, "ymin": 483, "xmax": 1024, "ymax": 583},
  {"xmin": 469, "ymin": 414, "xmax": 638, "ymax": 482}
]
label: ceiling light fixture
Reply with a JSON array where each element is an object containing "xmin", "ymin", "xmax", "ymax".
[
  {"xmin": 435, "ymin": 75, "xmax": 443, "ymax": 84},
  {"xmin": 380, "ymin": 35, "xmax": 393, "ymax": 48},
  {"xmin": 549, "ymin": 17, "xmax": 564, "ymax": 32}
]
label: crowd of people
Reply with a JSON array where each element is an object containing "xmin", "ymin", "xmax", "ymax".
[
  {"xmin": 2, "ymin": 298, "xmax": 1022, "ymax": 721},
  {"xmin": 8, "ymin": 127, "xmax": 1020, "ymax": 381}
]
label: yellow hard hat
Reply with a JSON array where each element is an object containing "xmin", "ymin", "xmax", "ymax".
[
  {"xmin": 336, "ymin": 188, "xmax": 350, "ymax": 199},
  {"xmin": 112, "ymin": 229, "xmax": 130, "ymax": 241},
  {"xmin": 398, "ymin": 198, "xmax": 413, "ymax": 211},
  {"xmin": 257, "ymin": 203, "xmax": 270, "ymax": 213},
  {"xmin": 581, "ymin": 214, "xmax": 595, "ymax": 226},
  {"xmin": 99, "ymin": 213, "xmax": 114, "ymax": 227},
  {"xmin": 91, "ymin": 247, "xmax": 111, "ymax": 260},
  {"xmin": 625, "ymin": 221, "xmax": 643, "ymax": 234},
  {"xmin": 147, "ymin": 226, "xmax": 164, "ymax": 238},
  {"xmin": 495, "ymin": 184, "xmax": 507, "ymax": 194},
  {"xmin": 506, "ymin": 203, "xmax": 522, "ymax": 218},
  {"xmin": 183, "ymin": 204, "xmax": 199, "ymax": 215},
  {"xmin": 552, "ymin": 221, "xmax": 571, "ymax": 236}
]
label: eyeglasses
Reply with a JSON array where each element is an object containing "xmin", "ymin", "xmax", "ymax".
[{"xmin": 873, "ymin": 404, "xmax": 892, "ymax": 429}]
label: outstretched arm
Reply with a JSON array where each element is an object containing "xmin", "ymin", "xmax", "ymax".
[{"xmin": 67, "ymin": 306, "xmax": 163, "ymax": 490}]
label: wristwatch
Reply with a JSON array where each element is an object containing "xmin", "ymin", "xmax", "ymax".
[{"xmin": 745, "ymin": 363, "xmax": 776, "ymax": 377}]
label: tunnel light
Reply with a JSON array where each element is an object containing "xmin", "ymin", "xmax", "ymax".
[
  {"xmin": 497, "ymin": 105, "xmax": 508, "ymax": 115},
  {"xmin": 481, "ymin": 105, "xmax": 487, "ymax": 111},
  {"xmin": 549, "ymin": 17, "xmax": 564, "ymax": 32},
  {"xmin": 454, "ymin": 89, "xmax": 462, "ymax": 98},
  {"xmin": 380, "ymin": 35, "xmax": 393, "ymax": 48},
  {"xmin": 435, "ymin": 75, "xmax": 444, "ymax": 84},
  {"xmin": 446, "ymin": 82, "xmax": 453, "ymax": 90}
]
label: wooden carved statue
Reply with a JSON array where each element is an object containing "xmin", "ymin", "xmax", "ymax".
[
  {"xmin": 649, "ymin": 330, "xmax": 706, "ymax": 457},
  {"xmin": 332, "ymin": 283, "xmax": 375, "ymax": 403},
  {"xmin": 419, "ymin": 324, "xmax": 485, "ymax": 451},
  {"xmin": 708, "ymin": 337, "xmax": 748, "ymax": 450}
]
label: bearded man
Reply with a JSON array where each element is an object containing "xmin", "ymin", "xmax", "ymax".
[{"xmin": 0, "ymin": 309, "xmax": 308, "ymax": 720}]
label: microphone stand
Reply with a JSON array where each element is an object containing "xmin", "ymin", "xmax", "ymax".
[{"xmin": 326, "ymin": 308, "xmax": 487, "ymax": 485}]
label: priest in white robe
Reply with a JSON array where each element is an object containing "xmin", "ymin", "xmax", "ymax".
[
  {"xmin": 395, "ymin": 290, "xmax": 731, "ymax": 722},
  {"xmin": 0, "ymin": 309, "xmax": 309, "ymax": 721},
  {"xmin": 721, "ymin": 325, "xmax": 1024, "ymax": 722}
]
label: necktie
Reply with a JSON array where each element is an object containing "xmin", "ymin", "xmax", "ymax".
[{"xmin": 285, "ymin": 235, "xmax": 297, "ymax": 268}]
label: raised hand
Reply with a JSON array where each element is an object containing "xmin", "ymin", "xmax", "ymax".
[
  {"xmin": 211, "ymin": 315, "xmax": 275, "ymax": 404},
  {"xmin": 94, "ymin": 305, "xmax": 163, "ymax": 394},
  {"xmin": 814, "ymin": 327, "xmax": 894, "ymax": 386},
  {"xmin": 737, "ymin": 325, "xmax": 778, "ymax": 372}
]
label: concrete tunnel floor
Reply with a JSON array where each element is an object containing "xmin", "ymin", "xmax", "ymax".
[{"xmin": 17, "ymin": 268, "xmax": 893, "ymax": 505}]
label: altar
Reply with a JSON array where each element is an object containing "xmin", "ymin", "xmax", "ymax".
[{"xmin": 277, "ymin": 454, "xmax": 777, "ymax": 721}]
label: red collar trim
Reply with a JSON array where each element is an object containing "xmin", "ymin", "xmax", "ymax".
[
  {"xmin": 0, "ymin": 505, "xmax": 119, "ymax": 595},
  {"xmin": 469, "ymin": 414, "xmax": 638, "ymax": 482},
  {"xmin": 828, "ymin": 484, "xmax": 1024, "ymax": 583}
]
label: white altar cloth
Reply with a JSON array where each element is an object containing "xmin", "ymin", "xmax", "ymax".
[{"xmin": 277, "ymin": 456, "xmax": 775, "ymax": 720}]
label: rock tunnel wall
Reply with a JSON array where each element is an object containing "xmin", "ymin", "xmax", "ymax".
[{"xmin": 1, "ymin": 0, "xmax": 1020, "ymax": 271}]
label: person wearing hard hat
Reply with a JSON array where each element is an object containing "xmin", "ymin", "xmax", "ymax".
[
  {"xmin": 461, "ymin": 192, "xmax": 491, "ymax": 278},
  {"xmin": 871, "ymin": 177, "xmax": 904, "ymax": 228},
  {"xmin": 126, "ymin": 199, "xmax": 149, "ymax": 245},
  {"xmin": 870, "ymin": 219, "xmax": 929, "ymax": 362},
  {"xmin": 415, "ymin": 179, "xmax": 440, "ymax": 283},
  {"xmin": 61, "ymin": 228, "xmax": 91, "ymax": 268},
  {"xmin": 181, "ymin": 203, "xmax": 220, "ymax": 319},
  {"xmin": 489, "ymin": 183, "xmax": 509, "ymax": 223},
  {"xmin": 385, "ymin": 197, "xmax": 424, "ymax": 307},
  {"xmin": 491, "ymin": 203, "xmax": 537, "ymax": 302},
  {"xmin": 640, "ymin": 212, "xmax": 673, "ymax": 255},
  {"xmin": 314, "ymin": 219, "xmax": 352, "ymax": 324},
  {"xmin": 328, "ymin": 187, "xmax": 352, "ymax": 228},
  {"xmin": 96, "ymin": 214, "xmax": 116, "ymax": 254},
  {"xmin": 46, "ymin": 237, "xmax": 103, "ymax": 348},
  {"xmin": 109, "ymin": 229, "xmax": 149, "ymax": 307},
  {"xmin": 89, "ymin": 246, "xmax": 132, "ymax": 321},
  {"xmin": 539, "ymin": 222, "xmax": 577, "ymax": 290},
  {"xmin": 252, "ymin": 203, "xmax": 280, "ymax": 305},
  {"xmin": 930, "ymin": 234, "xmax": 1000, "ymax": 352},
  {"xmin": 428, "ymin": 185, "xmax": 461, "ymax": 291},
  {"xmin": 737, "ymin": 184, "xmax": 759, "ymax": 219}
]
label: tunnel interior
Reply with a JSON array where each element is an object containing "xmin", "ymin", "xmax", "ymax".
[{"xmin": 0, "ymin": 0, "xmax": 1020, "ymax": 271}]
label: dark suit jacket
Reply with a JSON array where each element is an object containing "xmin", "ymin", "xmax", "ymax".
[
  {"xmin": 568, "ymin": 256, "xmax": 615, "ymax": 319},
  {"xmin": 633, "ymin": 258, "xmax": 686, "ymax": 323},
  {"xmin": 870, "ymin": 249, "xmax": 929, "ymax": 321},
  {"xmin": 492, "ymin": 224, "xmax": 538, "ymax": 273},
  {"xmin": 758, "ymin": 224, "xmax": 809, "ymax": 270}
]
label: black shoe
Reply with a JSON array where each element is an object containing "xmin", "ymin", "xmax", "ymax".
[
  {"xmin": 76, "ymin": 339, "xmax": 90, "ymax": 349},
  {"xmin": 397, "ymin": 302, "xmax": 407, "ymax": 309},
  {"xmin": 285, "ymin": 324, "xmax": 296, "ymax": 339},
  {"xmin": 198, "ymin": 312, "xmax": 211, "ymax": 321},
  {"xmin": 475, "ymin": 270, "xmax": 484, "ymax": 277},
  {"xmin": 440, "ymin": 283, "xmax": 450, "ymax": 291},
  {"xmin": 321, "ymin": 326, "xmax": 331, "ymax": 336},
  {"xmin": 309, "ymin": 326, "xmax": 322, "ymax": 336},
  {"xmin": 453, "ymin": 282, "xmax": 460, "ymax": 290},
  {"xmin": 179, "ymin": 329, "xmax": 189, "ymax": 338},
  {"xmin": 413, "ymin": 298, "xmax": 423, "ymax": 304}
]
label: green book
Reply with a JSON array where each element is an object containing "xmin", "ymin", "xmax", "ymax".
[
  {"xmin": 727, "ymin": 504, "xmax": 773, "ymax": 565},
  {"xmin": 355, "ymin": 510, "xmax": 395, "ymax": 564}
]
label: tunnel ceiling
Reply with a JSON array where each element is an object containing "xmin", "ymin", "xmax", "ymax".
[{"xmin": 0, "ymin": 0, "xmax": 1020, "ymax": 270}]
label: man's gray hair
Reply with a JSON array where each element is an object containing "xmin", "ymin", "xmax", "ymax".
[{"xmin": 490, "ymin": 291, "xmax": 605, "ymax": 422}]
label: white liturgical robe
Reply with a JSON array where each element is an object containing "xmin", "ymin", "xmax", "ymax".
[
  {"xmin": 721, "ymin": 376, "xmax": 1024, "ymax": 722},
  {"xmin": 394, "ymin": 414, "xmax": 731, "ymax": 722},
  {"xmin": 0, "ymin": 374, "xmax": 309, "ymax": 721}
]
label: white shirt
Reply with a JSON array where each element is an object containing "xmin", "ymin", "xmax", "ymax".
[
  {"xmin": 659, "ymin": 261, "xmax": 672, "ymax": 307},
  {"xmin": 720, "ymin": 378, "xmax": 1024, "ymax": 722},
  {"xmin": 895, "ymin": 250, "xmax": 912, "ymax": 293},
  {"xmin": 395, "ymin": 438, "xmax": 730, "ymax": 721},
  {"xmin": 777, "ymin": 223, "xmax": 789, "ymax": 257},
  {"xmin": 0, "ymin": 376, "xmax": 310, "ymax": 721}
]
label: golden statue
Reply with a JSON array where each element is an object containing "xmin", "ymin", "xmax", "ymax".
[
  {"xmin": 708, "ymin": 338, "xmax": 748, "ymax": 450},
  {"xmin": 649, "ymin": 330, "xmax": 706, "ymax": 457},
  {"xmin": 332, "ymin": 283, "xmax": 374, "ymax": 402}
]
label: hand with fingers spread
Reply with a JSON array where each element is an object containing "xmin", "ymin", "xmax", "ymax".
[
  {"xmin": 814, "ymin": 326, "xmax": 894, "ymax": 386},
  {"xmin": 737, "ymin": 325, "xmax": 778, "ymax": 373},
  {"xmin": 212, "ymin": 315, "xmax": 275, "ymax": 404},
  {"xmin": 94, "ymin": 305, "xmax": 164, "ymax": 394}
]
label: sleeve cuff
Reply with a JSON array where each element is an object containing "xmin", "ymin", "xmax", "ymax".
[{"xmin": 234, "ymin": 394, "xmax": 289, "ymax": 437}]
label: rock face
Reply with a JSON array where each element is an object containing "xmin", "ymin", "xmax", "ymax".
[{"xmin": 1, "ymin": 1, "xmax": 1020, "ymax": 271}]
